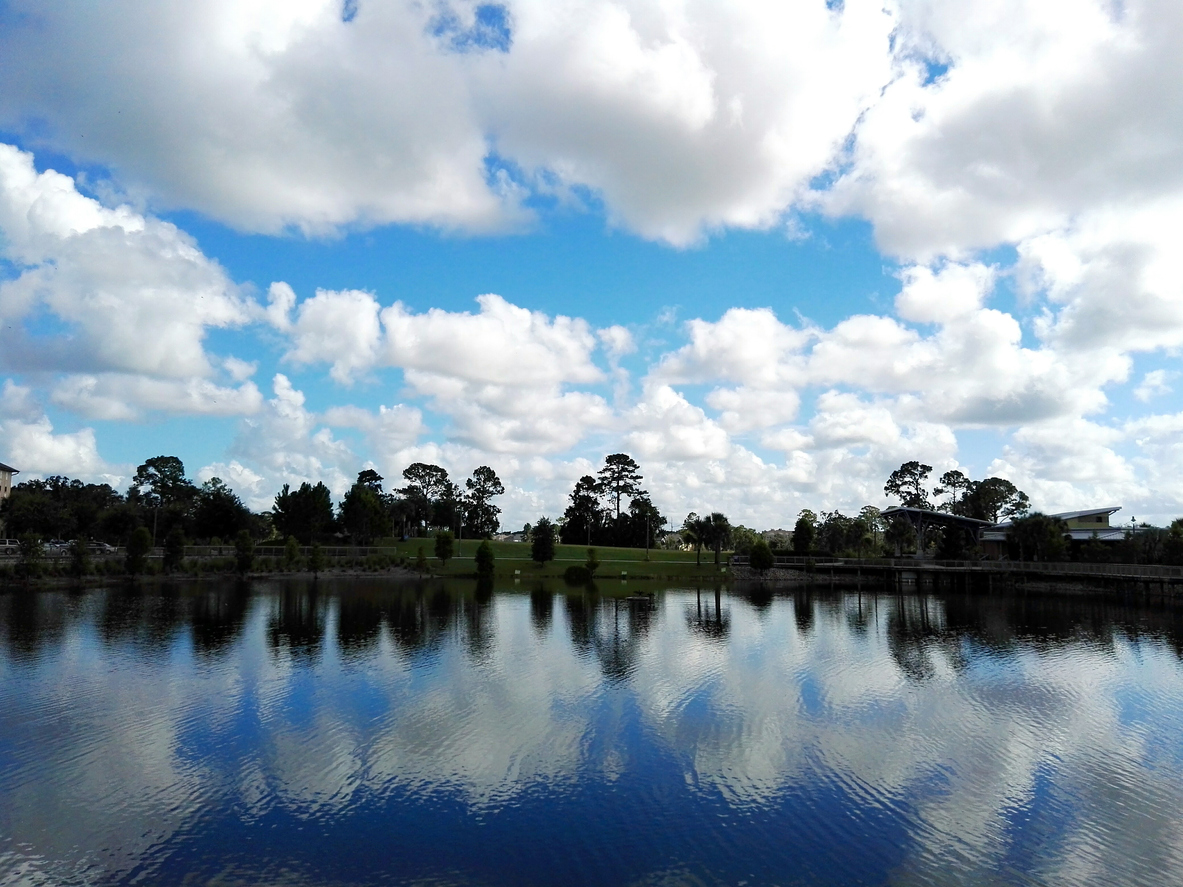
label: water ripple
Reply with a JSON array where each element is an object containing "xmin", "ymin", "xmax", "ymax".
[{"xmin": 2, "ymin": 583, "xmax": 1183, "ymax": 886}]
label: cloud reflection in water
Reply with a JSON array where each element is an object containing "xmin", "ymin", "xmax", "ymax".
[{"xmin": 1, "ymin": 580, "xmax": 1182, "ymax": 885}]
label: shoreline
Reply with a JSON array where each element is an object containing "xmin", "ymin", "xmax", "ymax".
[{"xmin": 4, "ymin": 565, "xmax": 1182, "ymax": 603}]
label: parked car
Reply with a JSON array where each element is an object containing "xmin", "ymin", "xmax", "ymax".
[{"xmin": 87, "ymin": 541, "xmax": 116, "ymax": 554}]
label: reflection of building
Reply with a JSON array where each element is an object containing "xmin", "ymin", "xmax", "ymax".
[
  {"xmin": 980, "ymin": 507, "xmax": 1125, "ymax": 557},
  {"xmin": 0, "ymin": 462, "xmax": 17, "ymax": 500}
]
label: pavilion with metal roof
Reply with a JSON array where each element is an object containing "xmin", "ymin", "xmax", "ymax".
[{"xmin": 881, "ymin": 506, "xmax": 997, "ymax": 551}]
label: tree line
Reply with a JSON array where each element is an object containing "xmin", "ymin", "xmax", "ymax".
[
  {"xmin": 0, "ymin": 456, "xmax": 259, "ymax": 546},
  {"xmin": 10, "ymin": 450, "xmax": 1180, "ymax": 568},
  {"xmin": 778, "ymin": 461, "xmax": 1036, "ymax": 559},
  {"xmin": 0, "ymin": 456, "xmax": 509, "ymax": 548},
  {"xmin": 883, "ymin": 461, "xmax": 1030, "ymax": 522},
  {"xmin": 556, "ymin": 454, "xmax": 667, "ymax": 548},
  {"xmin": 275, "ymin": 462, "xmax": 506, "ymax": 545},
  {"xmin": 522, "ymin": 455, "xmax": 735, "ymax": 564},
  {"xmin": 783, "ymin": 460, "xmax": 1183, "ymax": 565}
]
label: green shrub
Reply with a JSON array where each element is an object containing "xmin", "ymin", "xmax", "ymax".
[
  {"xmin": 163, "ymin": 527, "xmax": 186, "ymax": 573},
  {"xmin": 16, "ymin": 532, "xmax": 44, "ymax": 579},
  {"xmin": 750, "ymin": 538, "xmax": 774, "ymax": 573},
  {"xmin": 585, "ymin": 547, "xmax": 599, "ymax": 576},
  {"xmin": 475, "ymin": 540, "xmax": 495, "ymax": 577},
  {"xmin": 126, "ymin": 527, "xmax": 152, "ymax": 575},
  {"xmin": 234, "ymin": 530, "xmax": 255, "ymax": 575},
  {"xmin": 434, "ymin": 531, "xmax": 454, "ymax": 565},
  {"xmin": 531, "ymin": 518, "xmax": 555, "ymax": 564},
  {"xmin": 564, "ymin": 564, "xmax": 592, "ymax": 585},
  {"xmin": 309, "ymin": 543, "xmax": 326, "ymax": 575},
  {"xmin": 68, "ymin": 538, "xmax": 91, "ymax": 578},
  {"xmin": 284, "ymin": 535, "xmax": 301, "ymax": 571}
]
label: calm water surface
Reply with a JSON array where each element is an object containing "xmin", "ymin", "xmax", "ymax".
[{"xmin": 2, "ymin": 579, "xmax": 1183, "ymax": 886}]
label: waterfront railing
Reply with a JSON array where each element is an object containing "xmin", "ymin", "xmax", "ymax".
[{"xmin": 728, "ymin": 554, "xmax": 1183, "ymax": 581}]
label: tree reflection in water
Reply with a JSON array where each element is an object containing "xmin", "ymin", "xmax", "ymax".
[
  {"xmin": 462, "ymin": 579, "xmax": 496, "ymax": 662},
  {"xmin": 595, "ymin": 594, "xmax": 655, "ymax": 682},
  {"xmin": 335, "ymin": 586, "xmax": 385, "ymax": 659},
  {"xmin": 268, "ymin": 581, "xmax": 325, "ymax": 663},
  {"xmin": 386, "ymin": 584, "xmax": 443, "ymax": 657},
  {"xmin": 529, "ymin": 587, "xmax": 553, "ymax": 636},
  {"xmin": 5, "ymin": 578, "xmax": 1183, "ymax": 887},
  {"xmin": 845, "ymin": 590, "xmax": 874, "ymax": 635},
  {"xmin": 884, "ymin": 594, "xmax": 951, "ymax": 681},
  {"xmin": 560, "ymin": 588, "xmax": 657, "ymax": 680},
  {"xmin": 3, "ymin": 578, "xmax": 1183, "ymax": 674},
  {"xmin": 190, "ymin": 581, "xmax": 251, "ymax": 658},
  {"xmin": 686, "ymin": 586, "xmax": 729, "ymax": 641},
  {"xmin": 99, "ymin": 582, "xmax": 186, "ymax": 659},
  {"xmin": 564, "ymin": 591, "xmax": 597, "ymax": 653},
  {"xmin": 0, "ymin": 590, "xmax": 72, "ymax": 662},
  {"xmin": 330, "ymin": 579, "xmax": 502, "ymax": 664},
  {"xmin": 793, "ymin": 590, "xmax": 814, "ymax": 636},
  {"xmin": 743, "ymin": 584, "xmax": 774, "ymax": 614}
]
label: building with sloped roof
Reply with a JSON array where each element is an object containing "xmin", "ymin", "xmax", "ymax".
[
  {"xmin": 980, "ymin": 506, "xmax": 1127, "ymax": 557},
  {"xmin": 882, "ymin": 504, "xmax": 1133, "ymax": 559},
  {"xmin": 0, "ymin": 462, "xmax": 17, "ymax": 501},
  {"xmin": 0, "ymin": 462, "xmax": 17, "ymax": 536}
]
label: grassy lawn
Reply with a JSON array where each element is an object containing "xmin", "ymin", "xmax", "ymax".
[{"xmin": 376, "ymin": 537, "xmax": 731, "ymax": 580}]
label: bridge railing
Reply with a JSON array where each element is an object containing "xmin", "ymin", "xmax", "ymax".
[{"xmin": 728, "ymin": 555, "xmax": 1183, "ymax": 581}]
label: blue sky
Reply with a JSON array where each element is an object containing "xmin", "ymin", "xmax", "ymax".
[{"xmin": 1, "ymin": 0, "xmax": 1182, "ymax": 528}]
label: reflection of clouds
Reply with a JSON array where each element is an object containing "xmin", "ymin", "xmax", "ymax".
[
  {"xmin": 241, "ymin": 593, "xmax": 602, "ymax": 814},
  {"xmin": 0, "ymin": 592, "xmax": 230, "ymax": 884},
  {"xmin": 364, "ymin": 597, "xmax": 600, "ymax": 808},
  {"xmin": 643, "ymin": 596, "xmax": 811, "ymax": 804},
  {"xmin": 635, "ymin": 592, "xmax": 1183, "ymax": 884},
  {"xmin": 3, "ymin": 584, "xmax": 1183, "ymax": 885}
]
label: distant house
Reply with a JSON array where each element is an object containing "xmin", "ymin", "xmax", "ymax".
[
  {"xmin": 760, "ymin": 528, "xmax": 793, "ymax": 550},
  {"xmin": 980, "ymin": 506, "xmax": 1126, "ymax": 557},
  {"xmin": 658, "ymin": 531, "xmax": 690, "ymax": 551},
  {"xmin": 0, "ymin": 462, "xmax": 17, "ymax": 501}
]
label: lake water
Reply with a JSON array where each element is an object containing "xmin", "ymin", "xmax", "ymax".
[{"xmin": 2, "ymin": 579, "xmax": 1183, "ymax": 886}]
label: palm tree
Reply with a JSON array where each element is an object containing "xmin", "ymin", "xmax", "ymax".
[
  {"xmin": 705, "ymin": 512, "xmax": 732, "ymax": 565},
  {"xmin": 682, "ymin": 513, "xmax": 708, "ymax": 565}
]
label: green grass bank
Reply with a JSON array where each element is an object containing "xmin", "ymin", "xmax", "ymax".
[{"xmin": 386, "ymin": 538, "xmax": 731, "ymax": 580}]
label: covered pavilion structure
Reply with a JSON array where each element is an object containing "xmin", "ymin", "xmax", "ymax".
[{"xmin": 881, "ymin": 506, "xmax": 996, "ymax": 556}]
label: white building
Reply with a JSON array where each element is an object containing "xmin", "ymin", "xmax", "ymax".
[
  {"xmin": 0, "ymin": 462, "xmax": 16, "ymax": 501},
  {"xmin": 979, "ymin": 506, "xmax": 1126, "ymax": 557}
]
